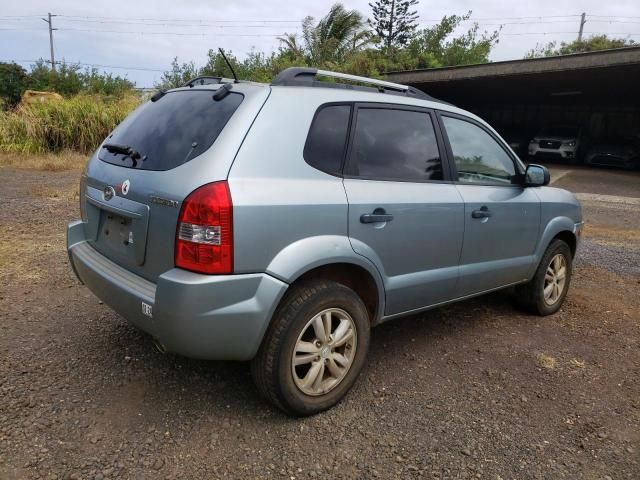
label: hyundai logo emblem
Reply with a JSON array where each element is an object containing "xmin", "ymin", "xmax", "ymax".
[{"xmin": 103, "ymin": 186, "xmax": 116, "ymax": 201}]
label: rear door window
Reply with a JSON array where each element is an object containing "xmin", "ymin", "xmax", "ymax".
[
  {"xmin": 99, "ymin": 90, "xmax": 243, "ymax": 171},
  {"xmin": 346, "ymin": 107, "xmax": 444, "ymax": 181},
  {"xmin": 304, "ymin": 104, "xmax": 352, "ymax": 175}
]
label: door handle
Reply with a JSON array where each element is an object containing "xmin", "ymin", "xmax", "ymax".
[
  {"xmin": 360, "ymin": 208, "xmax": 394, "ymax": 224},
  {"xmin": 471, "ymin": 206, "xmax": 492, "ymax": 219}
]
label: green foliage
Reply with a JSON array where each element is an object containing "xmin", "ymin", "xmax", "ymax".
[
  {"xmin": 368, "ymin": 0, "xmax": 419, "ymax": 50},
  {"xmin": 157, "ymin": 58, "xmax": 199, "ymax": 89},
  {"xmin": 0, "ymin": 94, "xmax": 140, "ymax": 154},
  {"xmin": 0, "ymin": 63, "xmax": 29, "ymax": 109},
  {"xmin": 406, "ymin": 12, "xmax": 500, "ymax": 68},
  {"xmin": 300, "ymin": 3, "xmax": 372, "ymax": 66},
  {"xmin": 158, "ymin": 5, "xmax": 501, "ymax": 87},
  {"xmin": 525, "ymin": 34, "xmax": 637, "ymax": 58},
  {"xmin": 24, "ymin": 59, "xmax": 134, "ymax": 97}
]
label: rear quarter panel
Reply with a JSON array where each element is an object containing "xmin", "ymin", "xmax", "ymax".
[{"xmin": 228, "ymin": 88, "xmax": 385, "ymax": 303}]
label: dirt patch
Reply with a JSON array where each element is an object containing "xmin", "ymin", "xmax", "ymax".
[
  {"xmin": 0, "ymin": 165, "xmax": 638, "ymax": 480},
  {"xmin": 584, "ymin": 223, "xmax": 640, "ymax": 249},
  {"xmin": 0, "ymin": 151, "xmax": 87, "ymax": 171}
]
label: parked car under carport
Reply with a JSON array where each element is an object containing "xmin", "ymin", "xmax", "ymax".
[{"xmin": 585, "ymin": 134, "xmax": 640, "ymax": 170}]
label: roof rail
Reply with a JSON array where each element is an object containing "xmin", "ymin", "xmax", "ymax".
[
  {"xmin": 183, "ymin": 76, "xmax": 223, "ymax": 87},
  {"xmin": 271, "ymin": 67, "xmax": 435, "ymax": 101}
]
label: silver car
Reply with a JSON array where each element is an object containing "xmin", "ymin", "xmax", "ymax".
[
  {"xmin": 528, "ymin": 126, "xmax": 583, "ymax": 163},
  {"xmin": 67, "ymin": 68, "xmax": 583, "ymax": 415}
]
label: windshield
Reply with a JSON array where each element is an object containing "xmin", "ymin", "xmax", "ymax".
[
  {"xmin": 538, "ymin": 126, "xmax": 579, "ymax": 138},
  {"xmin": 99, "ymin": 90, "xmax": 243, "ymax": 171}
]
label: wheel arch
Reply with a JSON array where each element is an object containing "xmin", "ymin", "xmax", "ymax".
[
  {"xmin": 528, "ymin": 217, "xmax": 579, "ymax": 279},
  {"xmin": 265, "ymin": 235, "xmax": 386, "ymax": 324},
  {"xmin": 552, "ymin": 230, "xmax": 577, "ymax": 258}
]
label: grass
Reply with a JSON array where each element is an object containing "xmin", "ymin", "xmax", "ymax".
[
  {"xmin": 537, "ymin": 353, "xmax": 557, "ymax": 369},
  {"xmin": 0, "ymin": 94, "xmax": 139, "ymax": 155}
]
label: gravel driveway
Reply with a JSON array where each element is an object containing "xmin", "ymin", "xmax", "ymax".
[{"xmin": 0, "ymin": 163, "xmax": 638, "ymax": 480}]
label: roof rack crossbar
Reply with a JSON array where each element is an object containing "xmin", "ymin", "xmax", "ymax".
[
  {"xmin": 271, "ymin": 67, "xmax": 436, "ymax": 101},
  {"xmin": 315, "ymin": 69, "xmax": 409, "ymax": 92},
  {"xmin": 272, "ymin": 67, "xmax": 410, "ymax": 92}
]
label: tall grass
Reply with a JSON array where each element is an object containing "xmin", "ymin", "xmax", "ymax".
[{"xmin": 0, "ymin": 94, "xmax": 139, "ymax": 154}]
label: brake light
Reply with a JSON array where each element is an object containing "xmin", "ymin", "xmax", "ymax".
[{"xmin": 175, "ymin": 181, "xmax": 233, "ymax": 274}]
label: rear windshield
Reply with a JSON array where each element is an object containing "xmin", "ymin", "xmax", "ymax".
[{"xmin": 99, "ymin": 90, "xmax": 243, "ymax": 171}]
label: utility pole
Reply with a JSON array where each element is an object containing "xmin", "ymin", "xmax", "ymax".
[
  {"xmin": 41, "ymin": 13, "xmax": 57, "ymax": 72},
  {"xmin": 578, "ymin": 12, "xmax": 586, "ymax": 42}
]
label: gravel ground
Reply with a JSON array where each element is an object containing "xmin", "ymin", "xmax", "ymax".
[{"xmin": 0, "ymin": 164, "xmax": 638, "ymax": 480}]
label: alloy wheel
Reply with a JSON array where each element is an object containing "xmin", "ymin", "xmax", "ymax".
[
  {"xmin": 291, "ymin": 308, "xmax": 357, "ymax": 396},
  {"xmin": 543, "ymin": 253, "xmax": 567, "ymax": 306}
]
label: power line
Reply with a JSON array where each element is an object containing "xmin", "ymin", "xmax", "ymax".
[
  {"xmin": 57, "ymin": 27, "xmax": 291, "ymax": 37},
  {"xmin": 5, "ymin": 58, "xmax": 166, "ymax": 72},
  {"xmin": 588, "ymin": 15, "xmax": 640, "ymax": 19},
  {"xmin": 0, "ymin": 27, "xmax": 292, "ymax": 37},
  {"xmin": 56, "ymin": 14, "xmax": 301, "ymax": 23},
  {"xmin": 53, "ymin": 19, "xmax": 299, "ymax": 27}
]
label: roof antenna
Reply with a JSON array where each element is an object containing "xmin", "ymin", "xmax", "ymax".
[{"xmin": 218, "ymin": 48, "xmax": 239, "ymax": 84}]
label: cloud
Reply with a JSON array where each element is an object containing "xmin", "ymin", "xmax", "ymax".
[{"xmin": 1, "ymin": 0, "xmax": 638, "ymax": 86}]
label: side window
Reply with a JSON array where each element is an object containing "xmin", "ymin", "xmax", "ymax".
[
  {"xmin": 304, "ymin": 104, "xmax": 351, "ymax": 175},
  {"xmin": 346, "ymin": 108, "xmax": 443, "ymax": 181},
  {"xmin": 442, "ymin": 116, "xmax": 516, "ymax": 185}
]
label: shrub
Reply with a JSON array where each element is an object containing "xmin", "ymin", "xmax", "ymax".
[{"xmin": 0, "ymin": 94, "xmax": 140, "ymax": 154}]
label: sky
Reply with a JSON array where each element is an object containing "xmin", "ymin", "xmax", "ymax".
[{"xmin": 1, "ymin": 0, "xmax": 639, "ymax": 87}]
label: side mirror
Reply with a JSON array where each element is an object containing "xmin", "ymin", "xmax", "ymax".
[{"xmin": 524, "ymin": 164, "xmax": 550, "ymax": 187}]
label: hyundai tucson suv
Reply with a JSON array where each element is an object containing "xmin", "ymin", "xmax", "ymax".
[{"xmin": 67, "ymin": 68, "xmax": 583, "ymax": 416}]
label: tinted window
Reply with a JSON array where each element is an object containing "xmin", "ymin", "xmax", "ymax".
[
  {"xmin": 304, "ymin": 105, "xmax": 351, "ymax": 175},
  {"xmin": 99, "ymin": 90, "xmax": 243, "ymax": 171},
  {"xmin": 346, "ymin": 108, "xmax": 443, "ymax": 181},
  {"xmin": 442, "ymin": 116, "xmax": 516, "ymax": 185}
]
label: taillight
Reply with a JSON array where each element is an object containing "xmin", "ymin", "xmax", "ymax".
[{"xmin": 175, "ymin": 181, "xmax": 233, "ymax": 274}]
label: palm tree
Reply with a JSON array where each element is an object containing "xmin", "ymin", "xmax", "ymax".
[{"xmin": 279, "ymin": 3, "xmax": 371, "ymax": 67}]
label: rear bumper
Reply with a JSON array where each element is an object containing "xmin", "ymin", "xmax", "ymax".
[{"xmin": 67, "ymin": 220, "xmax": 288, "ymax": 360}]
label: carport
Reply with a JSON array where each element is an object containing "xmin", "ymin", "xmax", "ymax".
[{"xmin": 386, "ymin": 47, "xmax": 640, "ymax": 147}]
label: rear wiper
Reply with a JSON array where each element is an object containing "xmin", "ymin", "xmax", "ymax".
[{"xmin": 102, "ymin": 143, "xmax": 142, "ymax": 161}]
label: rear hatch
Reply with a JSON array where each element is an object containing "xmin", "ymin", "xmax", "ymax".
[{"xmin": 81, "ymin": 84, "xmax": 270, "ymax": 282}]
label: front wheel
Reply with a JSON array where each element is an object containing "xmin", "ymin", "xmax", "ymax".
[
  {"xmin": 251, "ymin": 280, "xmax": 370, "ymax": 416},
  {"xmin": 515, "ymin": 239, "xmax": 573, "ymax": 315}
]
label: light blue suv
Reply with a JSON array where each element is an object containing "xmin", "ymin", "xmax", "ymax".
[{"xmin": 67, "ymin": 68, "xmax": 583, "ymax": 415}]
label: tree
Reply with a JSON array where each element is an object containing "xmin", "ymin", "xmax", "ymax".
[
  {"xmin": 406, "ymin": 11, "xmax": 500, "ymax": 68},
  {"xmin": 525, "ymin": 34, "xmax": 636, "ymax": 58},
  {"xmin": 368, "ymin": 0, "xmax": 419, "ymax": 50},
  {"xmin": 157, "ymin": 58, "xmax": 199, "ymax": 89},
  {"xmin": 279, "ymin": 3, "xmax": 371, "ymax": 67},
  {"xmin": 0, "ymin": 62, "xmax": 28, "ymax": 109},
  {"xmin": 25, "ymin": 59, "xmax": 134, "ymax": 97}
]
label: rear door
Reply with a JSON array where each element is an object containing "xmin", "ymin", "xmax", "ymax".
[
  {"xmin": 438, "ymin": 113, "xmax": 540, "ymax": 297},
  {"xmin": 343, "ymin": 104, "xmax": 464, "ymax": 315}
]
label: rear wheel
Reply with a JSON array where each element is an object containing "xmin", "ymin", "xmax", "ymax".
[
  {"xmin": 515, "ymin": 239, "xmax": 573, "ymax": 315},
  {"xmin": 251, "ymin": 280, "xmax": 370, "ymax": 416}
]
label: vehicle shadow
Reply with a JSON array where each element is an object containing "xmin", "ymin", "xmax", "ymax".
[{"xmin": 64, "ymin": 288, "xmax": 523, "ymax": 426}]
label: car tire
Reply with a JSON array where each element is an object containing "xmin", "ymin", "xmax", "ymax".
[
  {"xmin": 251, "ymin": 280, "xmax": 370, "ymax": 416},
  {"xmin": 514, "ymin": 239, "xmax": 573, "ymax": 316}
]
